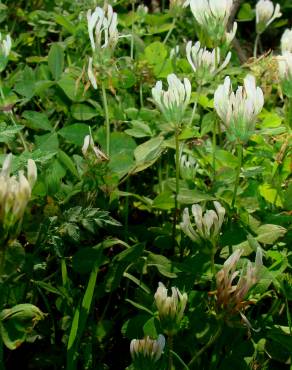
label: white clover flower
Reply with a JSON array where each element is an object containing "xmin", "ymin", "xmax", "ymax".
[
  {"xmin": 152, "ymin": 73, "xmax": 191, "ymax": 125},
  {"xmin": 87, "ymin": 5, "xmax": 118, "ymax": 53},
  {"xmin": 0, "ymin": 33, "xmax": 11, "ymax": 72},
  {"xmin": 255, "ymin": 0, "xmax": 281, "ymax": 34},
  {"xmin": 281, "ymin": 28, "xmax": 292, "ymax": 53},
  {"xmin": 130, "ymin": 335, "xmax": 165, "ymax": 365},
  {"xmin": 188, "ymin": 0, "xmax": 236, "ymax": 45},
  {"xmin": 154, "ymin": 282, "xmax": 187, "ymax": 335},
  {"xmin": 82, "ymin": 134, "xmax": 108, "ymax": 161},
  {"xmin": 180, "ymin": 154, "xmax": 198, "ymax": 180},
  {"xmin": 0, "ymin": 154, "xmax": 37, "ymax": 237},
  {"xmin": 181, "ymin": 201, "xmax": 225, "ymax": 245},
  {"xmin": 87, "ymin": 57, "xmax": 97, "ymax": 89},
  {"xmin": 215, "ymin": 247, "xmax": 263, "ymax": 316},
  {"xmin": 186, "ymin": 41, "xmax": 231, "ymax": 85},
  {"xmin": 214, "ymin": 74, "xmax": 264, "ymax": 143},
  {"xmin": 277, "ymin": 51, "xmax": 292, "ymax": 81}
]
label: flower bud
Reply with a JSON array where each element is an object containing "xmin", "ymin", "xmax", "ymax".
[
  {"xmin": 130, "ymin": 335, "xmax": 165, "ymax": 370},
  {"xmin": 82, "ymin": 134, "xmax": 108, "ymax": 162},
  {"xmin": 154, "ymin": 282, "xmax": 187, "ymax": 335},
  {"xmin": 214, "ymin": 74, "xmax": 264, "ymax": 143},
  {"xmin": 277, "ymin": 52, "xmax": 292, "ymax": 97},
  {"xmin": 152, "ymin": 73, "xmax": 191, "ymax": 126},
  {"xmin": 255, "ymin": 0, "xmax": 281, "ymax": 34}
]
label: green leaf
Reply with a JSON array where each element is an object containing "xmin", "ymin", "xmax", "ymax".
[
  {"xmin": 259, "ymin": 183, "xmax": 283, "ymax": 207},
  {"xmin": 0, "ymin": 304, "xmax": 44, "ymax": 350},
  {"xmin": 0, "ymin": 122, "xmax": 23, "ymax": 143},
  {"xmin": 58, "ymin": 150, "xmax": 80, "ymax": 178},
  {"xmin": 134, "ymin": 136, "xmax": 164, "ymax": 165},
  {"xmin": 48, "ymin": 43, "xmax": 64, "ymax": 81},
  {"xmin": 144, "ymin": 42, "xmax": 167, "ymax": 66},
  {"xmin": 22, "ymin": 110, "xmax": 52, "ymax": 131},
  {"xmin": 238, "ymin": 3, "xmax": 255, "ymax": 21},
  {"xmin": 58, "ymin": 123, "xmax": 89, "ymax": 146},
  {"xmin": 153, "ymin": 191, "xmax": 175, "ymax": 210},
  {"xmin": 72, "ymin": 246, "xmax": 104, "ymax": 275},
  {"xmin": 58, "ymin": 76, "xmax": 89, "ymax": 102},
  {"xmin": 35, "ymin": 132, "xmax": 59, "ymax": 151},
  {"xmin": 71, "ymin": 104, "xmax": 98, "ymax": 121}
]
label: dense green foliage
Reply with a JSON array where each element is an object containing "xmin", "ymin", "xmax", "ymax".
[{"xmin": 0, "ymin": 0, "xmax": 291, "ymax": 369}]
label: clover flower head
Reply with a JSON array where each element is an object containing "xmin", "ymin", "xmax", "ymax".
[
  {"xmin": 87, "ymin": 5, "xmax": 118, "ymax": 53},
  {"xmin": 214, "ymin": 74, "xmax": 264, "ymax": 143},
  {"xmin": 215, "ymin": 247, "xmax": 263, "ymax": 320},
  {"xmin": 255, "ymin": 0, "xmax": 281, "ymax": 34},
  {"xmin": 180, "ymin": 201, "xmax": 225, "ymax": 245},
  {"xmin": 154, "ymin": 282, "xmax": 188, "ymax": 335},
  {"xmin": 82, "ymin": 134, "xmax": 108, "ymax": 161},
  {"xmin": 186, "ymin": 41, "xmax": 231, "ymax": 85},
  {"xmin": 130, "ymin": 335, "xmax": 165, "ymax": 369},
  {"xmin": 180, "ymin": 154, "xmax": 198, "ymax": 180},
  {"xmin": 0, "ymin": 33, "xmax": 11, "ymax": 72},
  {"xmin": 188, "ymin": 0, "xmax": 236, "ymax": 45},
  {"xmin": 152, "ymin": 73, "xmax": 191, "ymax": 125},
  {"xmin": 0, "ymin": 154, "xmax": 37, "ymax": 239},
  {"xmin": 281, "ymin": 28, "xmax": 292, "ymax": 54},
  {"xmin": 277, "ymin": 51, "xmax": 292, "ymax": 81}
]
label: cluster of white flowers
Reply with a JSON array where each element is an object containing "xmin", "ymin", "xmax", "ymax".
[
  {"xmin": 180, "ymin": 201, "xmax": 225, "ymax": 245},
  {"xmin": 180, "ymin": 154, "xmax": 198, "ymax": 180},
  {"xmin": 255, "ymin": 0, "xmax": 281, "ymax": 34},
  {"xmin": 215, "ymin": 247, "xmax": 263, "ymax": 318},
  {"xmin": 186, "ymin": 41, "xmax": 231, "ymax": 85},
  {"xmin": 154, "ymin": 282, "xmax": 188, "ymax": 335},
  {"xmin": 130, "ymin": 335, "xmax": 165, "ymax": 366},
  {"xmin": 214, "ymin": 75, "xmax": 264, "ymax": 143},
  {"xmin": 87, "ymin": 4, "xmax": 119, "ymax": 88},
  {"xmin": 0, "ymin": 33, "xmax": 12, "ymax": 72},
  {"xmin": 87, "ymin": 5, "xmax": 118, "ymax": 52},
  {"xmin": 277, "ymin": 28, "xmax": 292, "ymax": 92},
  {"xmin": 187, "ymin": 0, "xmax": 237, "ymax": 46},
  {"xmin": 152, "ymin": 73, "xmax": 191, "ymax": 125},
  {"xmin": 82, "ymin": 134, "xmax": 108, "ymax": 161},
  {"xmin": 0, "ymin": 154, "xmax": 37, "ymax": 236}
]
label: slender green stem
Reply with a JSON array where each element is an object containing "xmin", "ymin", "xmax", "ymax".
[
  {"xmin": 158, "ymin": 157, "xmax": 163, "ymax": 193},
  {"xmin": 286, "ymin": 96, "xmax": 292, "ymax": 132},
  {"xmin": 188, "ymin": 325, "xmax": 222, "ymax": 368},
  {"xmin": 253, "ymin": 33, "xmax": 260, "ymax": 59},
  {"xmin": 130, "ymin": 1, "xmax": 135, "ymax": 59},
  {"xmin": 231, "ymin": 144, "xmax": 243, "ymax": 209},
  {"xmin": 172, "ymin": 128, "xmax": 180, "ymax": 249},
  {"xmin": 101, "ymin": 82, "xmax": 110, "ymax": 156},
  {"xmin": 168, "ymin": 335, "xmax": 174, "ymax": 370},
  {"xmin": 190, "ymin": 83, "xmax": 202, "ymax": 125},
  {"xmin": 212, "ymin": 120, "xmax": 217, "ymax": 183},
  {"xmin": 139, "ymin": 82, "xmax": 144, "ymax": 108},
  {"xmin": 163, "ymin": 17, "xmax": 176, "ymax": 45},
  {"xmin": 124, "ymin": 177, "xmax": 130, "ymax": 243}
]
